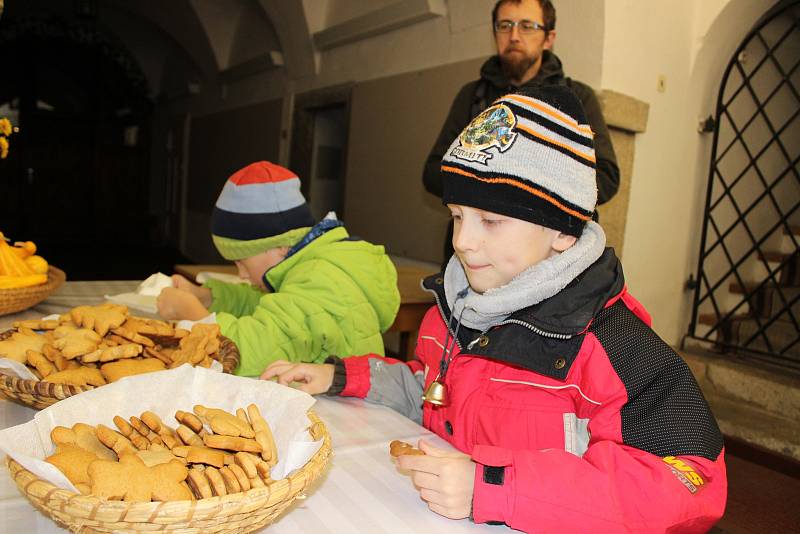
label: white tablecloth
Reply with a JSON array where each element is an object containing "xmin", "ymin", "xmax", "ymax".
[{"xmin": 0, "ymin": 282, "xmax": 502, "ymax": 533}]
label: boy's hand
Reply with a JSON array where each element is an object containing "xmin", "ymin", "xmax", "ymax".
[
  {"xmin": 157, "ymin": 287, "xmax": 210, "ymax": 321},
  {"xmin": 172, "ymin": 274, "xmax": 212, "ymax": 307},
  {"xmin": 260, "ymin": 360, "xmax": 334, "ymax": 395},
  {"xmin": 397, "ymin": 440, "xmax": 475, "ymax": 520}
]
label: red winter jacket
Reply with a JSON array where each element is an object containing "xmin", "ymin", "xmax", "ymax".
[{"xmin": 330, "ymin": 249, "xmax": 727, "ymax": 533}]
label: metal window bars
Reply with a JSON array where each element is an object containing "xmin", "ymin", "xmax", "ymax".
[{"xmin": 686, "ymin": 1, "xmax": 800, "ymax": 370}]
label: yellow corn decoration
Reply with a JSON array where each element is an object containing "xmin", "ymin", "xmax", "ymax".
[
  {"xmin": 0, "ymin": 232, "xmax": 49, "ymax": 288},
  {"xmin": 0, "ymin": 274, "xmax": 47, "ymax": 289}
]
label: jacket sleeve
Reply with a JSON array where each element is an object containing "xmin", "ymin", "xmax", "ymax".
[
  {"xmin": 422, "ymin": 82, "xmax": 479, "ymax": 197},
  {"xmin": 205, "ymin": 279, "xmax": 264, "ymax": 318},
  {"xmin": 569, "ymin": 80, "xmax": 620, "ymax": 205},
  {"xmin": 211, "ymin": 260, "xmax": 351, "ymax": 377},
  {"xmin": 330, "ymin": 354, "xmax": 426, "ymax": 424},
  {"xmin": 470, "ymin": 443, "xmax": 726, "ymax": 533}
]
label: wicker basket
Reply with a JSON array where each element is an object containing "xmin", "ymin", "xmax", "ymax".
[
  {"xmin": 6, "ymin": 410, "xmax": 332, "ymax": 533},
  {"xmin": 0, "ymin": 266, "xmax": 66, "ymax": 316},
  {"xmin": 0, "ymin": 331, "xmax": 240, "ymax": 410}
]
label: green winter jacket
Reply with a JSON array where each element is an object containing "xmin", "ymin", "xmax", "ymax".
[{"xmin": 205, "ymin": 226, "xmax": 400, "ymax": 377}]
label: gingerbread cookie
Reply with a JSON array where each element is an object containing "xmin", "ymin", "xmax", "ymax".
[
  {"xmin": 81, "ymin": 343, "xmax": 142, "ymax": 363},
  {"xmin": 52, "ymin": 325, "xmax": 102, "ymax": 359},
  {"xmin": 186, "ymin": 466, "xmax": 212, "ymax": 499},
  {"xmin": 203, "ymin": 434, "xmax": 262, "ymax": 454},
  {"xmin": 96, "ymin": 424, "xmax": 138, "ymax": 456},
  {"xmin": 46, "ymin": 445, "xmax": 99, "ymax": 486},
  {"xmin": 26, "ymin": 350, "xmax": 55, "ymax": 378},
  {"xmin": 0, "ymin": 330, "xmax": 48, "ymax": 363},
  {"xmin": 43, "ymin": 366, "xmax": 106, "ymax": 387},
  {"xmin": 88, "ymin": 454, "xmax": 190, "ymax": 502},
  {"xmin": 247, "ymin": 404, "xmax": 278, "ymax": 465},
  {"xmin": 389, "ymin": 440, "xmax": 425, "ymax": 457},
  {"xmin": 100, "ymin": 357, "xmax": 165, "ymax": 382},
  {"xmin": 70, "ymin": 304, "xmax": 128, "ymax": 337},
  {"xmin": 51, "ymin": 423, "xmax": 117, "ymax": 461},
  {"xmin": 194, "ymin": 405, "xmax": 254, "ymax": 438}
]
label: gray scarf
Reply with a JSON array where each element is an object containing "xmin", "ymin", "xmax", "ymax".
[{"xmin": 444, "ymin": 221, "xmax": 606, "ymax": 332}]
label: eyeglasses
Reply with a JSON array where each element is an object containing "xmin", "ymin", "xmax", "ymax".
[{"xmin": 494, "ymin": 19, "xmax": 547, "ymax": 34}]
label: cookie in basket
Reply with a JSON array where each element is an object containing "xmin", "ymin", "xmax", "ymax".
[
  {"xmin": 3, "ymin": 305, "xmax": 228, "ymax": 382},
  {"xmin": 41, "ymin": 404, "xmax": 285, "ymax": 502},
  {"xmin": 0, "ymin": 328, "xmax": 48, "ymax": 363},
  {"xmin": 100, "ymin": 358, "xmax": 165, "ymax": 382}
]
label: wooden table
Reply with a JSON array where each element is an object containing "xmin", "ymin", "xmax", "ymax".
[{"xmin": 175, "ymin": 256, "xmax": 439, "ymax": 361}]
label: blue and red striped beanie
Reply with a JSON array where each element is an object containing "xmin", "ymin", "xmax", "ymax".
[{"xmin": 211, "ymin": 161, "xmax": 315, "ymax": 260}]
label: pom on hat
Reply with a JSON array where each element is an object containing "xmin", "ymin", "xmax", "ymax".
[
  {"xmin": 440, "ymin": 85, "xmax": 597, "ymax": 237},
  {"xmin": 211, "ymin": 162, "xmax": 315, "ymax": 260}
]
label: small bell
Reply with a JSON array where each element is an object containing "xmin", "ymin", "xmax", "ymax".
[{"xmin": 422, "ymin": 379, "xmax": 448, "ymax": 406}]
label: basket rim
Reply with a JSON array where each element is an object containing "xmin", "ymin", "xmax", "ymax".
[
  {"xmin": 0, "ymin": 266, "xmax": 66, "ymax": 316},
  {"xmin": 0, "ymin": 265, "xmax": 66, "ymax": 294},
  {"xmin": 5, "ymin": 410, "xmax": 332, "ymax": 525}
]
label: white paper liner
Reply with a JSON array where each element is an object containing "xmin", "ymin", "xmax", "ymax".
[
  {"xmin": 104, "ymin": 272, "xmax": 174, "ymax": 314},
  {"xmin": 0, "ymin": 364, "xmax": 321, "ymax": 493}
]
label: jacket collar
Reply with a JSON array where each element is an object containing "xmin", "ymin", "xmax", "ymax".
[
  {"xmin": 265, "ymin": 223, "xmax": 348, "ymax": 290},
  {"xmin": 423, "ymin": 249, "xmax": 625, "ymax": 380}
]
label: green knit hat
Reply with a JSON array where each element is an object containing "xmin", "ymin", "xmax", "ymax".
[{"xmin": 212, "ymin": 227, "xmax": 310, "ymax": 261}]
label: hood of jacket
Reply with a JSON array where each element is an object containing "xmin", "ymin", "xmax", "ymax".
[
  {"xmin": 266, "ymin": 225, "xmax": 400, "ymax": 331},
  {"xmin": 423, "ymin": 248, "xmax": 625, "ymax": 379}
]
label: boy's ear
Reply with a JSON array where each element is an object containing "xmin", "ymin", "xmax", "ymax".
[{"xmin": 552, "ymin": 232, "xmax": 577, "ymax": 253}]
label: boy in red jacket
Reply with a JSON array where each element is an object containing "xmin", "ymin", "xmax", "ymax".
[{"xmin": 262, "ymin": 86, "xmax": 727, "ymax": 533}]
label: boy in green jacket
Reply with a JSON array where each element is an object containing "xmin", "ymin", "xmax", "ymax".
[{"xmin": 157, "ymin": 161, "xmax": 400, "ymax": 377}]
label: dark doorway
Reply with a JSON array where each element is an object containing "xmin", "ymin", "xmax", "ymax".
[
  {"xmin": 290, "ymin": 85, "xmax": 352, "ymax": 221},
  {"xmin": 0, "ymin": 14, "xmax": 185, "ymax": 280}
]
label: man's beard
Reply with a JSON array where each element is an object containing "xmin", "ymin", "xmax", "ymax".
[{"xmin": 499, "ymin": 49, "xmax": 538, "ymax": 84}]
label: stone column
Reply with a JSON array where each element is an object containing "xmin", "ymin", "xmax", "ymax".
[{"xmin": 595, "ymin": 90, "xmax": 649, "ymax": 256}]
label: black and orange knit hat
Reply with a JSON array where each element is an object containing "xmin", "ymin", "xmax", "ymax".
[{"xmin": 440, "ymin": 85, "xmax": 597, "ymax": 237}]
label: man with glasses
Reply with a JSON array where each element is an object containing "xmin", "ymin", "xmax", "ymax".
[{"xmin": 423, "ymin": 0, "xmax": 619, "ymax": 265}]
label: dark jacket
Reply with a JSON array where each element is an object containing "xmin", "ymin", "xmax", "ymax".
[{"xmin": 423, "ymin": 51, "xmax": 620, "ymax": 205}]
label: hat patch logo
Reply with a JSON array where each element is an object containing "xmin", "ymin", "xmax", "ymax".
[{"xmin": 452, "ymin": 103, "xmax": 517, "ymax": 165}]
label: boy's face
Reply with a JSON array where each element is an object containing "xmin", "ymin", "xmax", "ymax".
[
  {"xmin": 449, "ymin": 204, "xmax": 576, "ymax": 293},
  {"xmin": 235, "ymin": 247, "xmax": 290, "ymax": 289}
]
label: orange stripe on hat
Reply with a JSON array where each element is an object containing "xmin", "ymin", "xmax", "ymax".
[
  {"xmin": 515, "ymin": 123, "xmax": 597, "ymax": 164},
  {"xmin": 441, "ymin": 165, "xmax": 592, "ymax": 221},
  {"xmin": 230, "ymin": 161, "xmax": 299, "ymax": 185},
  {"xmin": 503, "ymin": 94, "xmax": 594, "ymax": 136}
]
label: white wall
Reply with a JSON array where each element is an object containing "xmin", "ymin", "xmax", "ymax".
[
  {"xmin": 294, "ymin": 0, "xmax": 605, "ymax": 93},
  {"xmin": 601, "ymin": 0, "xmax": 777, "ymax": 344}
]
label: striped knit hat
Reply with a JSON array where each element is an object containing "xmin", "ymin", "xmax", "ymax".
[
  {"xmin": 441, "ymin": 85, "xmax": 596, "ymax": 237},
  {"xmin": 211, "ymin": 161, "xmax": 315, "ymax": 260}
]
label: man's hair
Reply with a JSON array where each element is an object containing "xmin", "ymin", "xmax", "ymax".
[{"xmin": 492, "ymin": 0, "xmax": 556, "ymax": 33}]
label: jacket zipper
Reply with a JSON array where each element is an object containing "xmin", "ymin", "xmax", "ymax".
[
  {"xmin": 425, "ymin": 285, "xmax": 575, "ymax": 351},
  {"xmin": 467, "ymin": 318, "xmax": 574, "ymax": 350}
]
